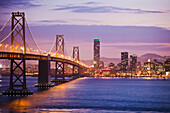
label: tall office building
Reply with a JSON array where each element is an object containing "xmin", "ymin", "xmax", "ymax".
[
  {"xmin": 130, "ymin": 54, "xmax": 137, "ymax": 74},
  {"xmin": 153, "ymin": 59, "xmax": 163, "ymax": 75},
  {"xmin": 94, "ymin": 39, "xmax": 100, "ymax": 68},
  {"xmin": 121, "ymin": 51, "xmax": 128, "ymax": 72}
]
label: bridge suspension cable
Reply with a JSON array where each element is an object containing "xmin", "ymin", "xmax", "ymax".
[
  {"xmin": 64, "ymin": 43, "xmax": 68, "ymax": 57},
  {"xmin": 25, "ymin": 19, "xmax": 42, "ymax": 53},
  {"xmin": 0, "ymin": 15, "xmax": 12, "ymax": 33},
  {"xmin": 49, "ymin": 37, "xmax": 56, "ymax": 54},
  {"xmin": 26, "ymin": 42, "xmax": 34, "ymax": 53},
  {"xmin": 0, "ymin": 18, "xmax": 22, "ymax": 43}
]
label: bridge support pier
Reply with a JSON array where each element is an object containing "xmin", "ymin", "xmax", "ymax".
[
  {"xmin": 72, "ymin": 65, "xmax": 79, "ymax": 79},
  {"xmin": 3, "ymin": 58, "xmax": 33, "ymax": 95},
  {"xmin": 79, "ymin": 67, "xmax": 85, "ymax": 75},
  {"xmin": 35, "ymin": 55, "xmax": 54, "ymax": 88},
  {"xmin": 52, "ymin": 61, "xmax": 68, "ymax": 83},
  {"xmin": 77, "ymin": 67, "xmax": 86, "ymax": 78}
]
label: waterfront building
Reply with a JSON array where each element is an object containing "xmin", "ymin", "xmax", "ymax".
[
  {"xmin": 117, "ymin": 63, "xmax": 122, "ymax": 70},
  {"xmin": 121, "ymin": 51, "xmax": 128, "ymax": 73},
  {"xmin": 108, "ymin": 62, "xmax": 115, "ymax": 68},
  {"xmin": 153, "ymin": 59, "xmax": 163, "ymax": 75},
  {"xmin": 144, "ymin": 59, "xmax": 155, "ymax": 76},
  {"xmin": 164, "ymin": 58, "xmax": 170, "ymax": 76},
  {"xmin": 101, "ymin": 69, "xmax": 111, "ymax": 76},
  {"xmin": 93, "ymin": 39, "xmax": 100, "ymax": 68},
  {"xmin": 164, "ymin": 58, "xmax": 170, "ymax": 72},
  {"xmin": 99, "ymin": 61, "xmax": 104, "ymax": 69},
  {"xmin": 136, "ymin": 61, "xmax": 142, "ymax": 75},
  {"xmin": 130, "ymin": 54, "xmax": 137, "ymax": 75},
  {"xmin": 108, "ymin": 62, "xmax": 115, "ymax": 74}
]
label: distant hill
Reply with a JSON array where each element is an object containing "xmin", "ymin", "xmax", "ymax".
[
  {"xmin": 139, "ymin": 53, "xmax": 169, "ymax": 65},
  {"xmin": 140, "ymin": 53, "xmax": 162, "ymax": 59},
  {"xmin": 81, "ymin": 53, "xmax": 170, "ymax": 66}
]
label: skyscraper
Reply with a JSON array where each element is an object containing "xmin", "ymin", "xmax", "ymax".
[
  {"xmin": 121, "ymin": 51, "xmax": 128, "ymax": 72},
  {"xmin": 153, "ymin": 59, "xmax": 163, "ymax": 75},
  {"xmin": 130, "ymin": 54, "xmax": 137, "ymax": 74},
  {"xmin": 94, "ymin": 39, "xmax": 100, "ymax": 68}
]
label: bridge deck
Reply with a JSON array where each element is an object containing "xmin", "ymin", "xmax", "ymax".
[{"xmin": 0, "ymin": 52, "xmax": 86, "ymax": 68}]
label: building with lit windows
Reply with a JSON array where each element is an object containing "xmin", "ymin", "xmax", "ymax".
[
  {"xmin": 121, "ymin": 51, "xmax": 128, "ymax": 73},
  {"xmin": 164, "ymin": 58, "xmax": 170, "ymax": 76},
  {"xmin": 99, "ymin": 61, "xmax": 104, "ymax": 69},
  {"xmin": 93, "ymin": 39, "xmax": 100, "ymax": 68},
  {"xmin": 130, "ymin": 54, "xmax": 137, "ymax": 75},
  {"xmin": 108, "ymin": 62, "xmax": 115, "ymax": 74},
  {"xmin": 144, "ymin": 59, "xmax": 155, "ymax": 76},
  {"xmin": 153, "ymin": 59, "xmax": 163, "ymax": 75},
  {"xmin": 164, "ymin": 59, "xmax": 170, "ymax": 72},
  {"xmin": 136, "ymin": 62, "xmax": 142, "ymax": 75}
]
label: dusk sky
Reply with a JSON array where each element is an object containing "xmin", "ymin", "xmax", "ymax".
[{"xmin": 0, "ymin": 0, "xmax": 170, "ymax": 60}]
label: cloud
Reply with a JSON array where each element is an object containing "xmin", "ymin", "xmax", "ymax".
[
  {"xmin": 0, "ymin": 12, "xmax": 10, "ymax": 15},
  {"xmin": 102, "ymin": 42, "xmax": 170, "ymax": 51},
  {"xmin": 0, "ymin": 0, "xmax": 41, "ymax": 8},
  {"xmin": 102, "ymin": 42, "xmax": 170, "ymax": 47},
  {"xmin": 83, "ymin": 2, "xmax": 100, "ymax": 5},
  {"xmin": 71, "ymin": 19, "xmax": 100, "ymax": 23},
  {"xmin": 28, "ymin": 25, "xmax": 170, "ymax": 44},
  {"xmin": 53, "ymin": 5, "xmax": 165, "ymax": 14},
  {"xmin": 39, "ymin": 20, "xmax": 67, "ymax": 23}
]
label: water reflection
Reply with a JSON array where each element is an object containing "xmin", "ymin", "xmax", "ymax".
[
  {"xmin": 1, "ymin": 77, "xmax": 170, "ymax": 113},
  {"xmin": 8, "ymin": 98, "xmax": 31, "ymax": 107},
  {"xmin": 1, "ymin": 78, "xmax": 81, "ymax": 112}
]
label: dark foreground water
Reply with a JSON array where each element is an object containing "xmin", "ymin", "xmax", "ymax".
[{"xmin": 0, "ymin": 75, "xmax": 170, "ymax": 113}]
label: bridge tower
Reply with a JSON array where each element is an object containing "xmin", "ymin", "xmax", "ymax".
[
  {"xmin": 3, "ymin": 12, "xmax": 32, "ymax": 95},
  {"xmin": 53, "ymin": 35, "xmax": 66, "ymax": 83},
  {"xmin": 56, "ymin": 34, "xmax": 64, "ymax": 57},
  {"xmin": 11, "ymin": 12, "xmax": 26, "ymax": 54},
  {"xmin": 72, "ymin": 47, "xmax": 80, "ymax": 76},
  {"xmin": 73, "ymin": 46, "xmax": 79, "ymax": 61}
]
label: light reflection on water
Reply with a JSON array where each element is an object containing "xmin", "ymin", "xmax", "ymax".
[{"xmin": 0, "ymin": 76, "xmax": 170, "ymax": 113}]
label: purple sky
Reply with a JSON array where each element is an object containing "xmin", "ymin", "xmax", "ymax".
[{"xmin": 0, "ymin": 0, "xmax": 170, "ymax": 60}]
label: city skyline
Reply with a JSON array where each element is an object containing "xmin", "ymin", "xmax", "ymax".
[
  {"xmin": 0, "ymin": 0, "xmax": 170, "ymax": 60},
  {"xmin": 1, "ymin": 1, "xmax": 170, "ymax": 112}
]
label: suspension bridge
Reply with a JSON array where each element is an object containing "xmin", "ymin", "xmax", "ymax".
[{"xmin": 0, "ymin": 12, "xmax": 89, "ymax": 95}]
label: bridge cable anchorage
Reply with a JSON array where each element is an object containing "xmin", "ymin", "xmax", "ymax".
[
  {"xmin": 0, "ymin": 15, "xmax": 12, "ymax": 33},
  {"xmin": 0, "ymin": 18, "xmax": 22, "ymax": 44},
  {"xmin": 49, "ymin": 37, "xmax": 56, "ymax": 54},
  {"xmin": 25, "ymin": 19, "xmax": 42, "ymax": 53}
]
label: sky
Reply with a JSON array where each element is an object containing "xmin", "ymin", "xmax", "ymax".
[{"xmin": 0, "ymin": 0, "xmax": 170, "ymax": 60}]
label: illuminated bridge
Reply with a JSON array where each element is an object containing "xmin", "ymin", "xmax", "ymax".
[{"xmin": 0, "ymin": 12, "xmax": 88, "ymax": 95}]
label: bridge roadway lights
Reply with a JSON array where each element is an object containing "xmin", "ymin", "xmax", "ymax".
[
  {"xmin": 35, "ymin": 54, "xmax": 54, "ymax": 88},
  {"xmin": 2, "ymin": 58, "xmax": 33, "ymax": 96}
]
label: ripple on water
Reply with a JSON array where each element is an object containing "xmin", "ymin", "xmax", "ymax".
[{"xmin": 0, "ymin": 77, "xmax": 170, "ymax": 113}]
